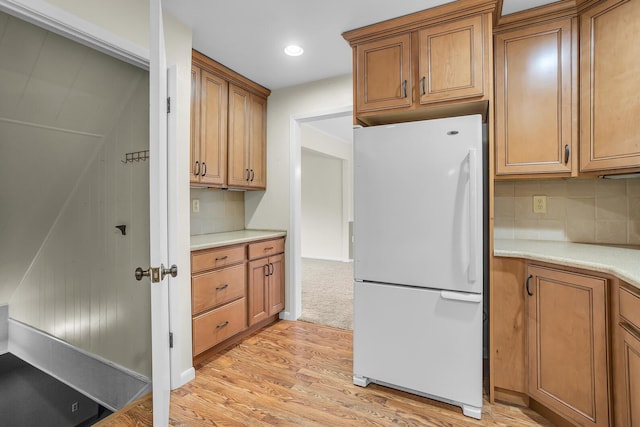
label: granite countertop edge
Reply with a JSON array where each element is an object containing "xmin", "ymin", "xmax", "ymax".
[
  {"xmin": 191, "ymin": 229, "xmax": 287, "ymax": 251},
  {"xmin": 494, "ymin": 239, "xmax": 640, "ymax": 290}
]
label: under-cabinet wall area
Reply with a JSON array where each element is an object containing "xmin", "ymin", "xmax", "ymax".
[
  {"xmin": 494, "ymin": 179, "xmax": 640, "ymax": 245},
  {"xmin": 190, "ymin": 189, "xmax": 245, "ymax": 235}
]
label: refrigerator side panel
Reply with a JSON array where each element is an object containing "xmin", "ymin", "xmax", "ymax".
[
  {"xmin": 353, "ymin": 115, "xmax": 483, "ymax": 294},
  {"xmin": 353, "ymin": 281, "xmax": 483, "ymax": 412}
]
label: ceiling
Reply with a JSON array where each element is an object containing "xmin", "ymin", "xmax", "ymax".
[{"xmin": 162, "ymin": 0, "xmax": 558, "ymax": 92}]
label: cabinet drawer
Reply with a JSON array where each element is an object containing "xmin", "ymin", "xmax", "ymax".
[
  {"xmin": 191, "ymin": 245, "xmax": 245, "ymax": 273},
  {"xmin": 248, "ymin": 238, "xmax": 284, "ymax": 260},
  {"xmin": 192, "ymin": 263, "xmax": 246, "ymax": 314},
  {"xmin": 192, "ymin": 298, "xmax": 247, "ymax": 356},
  {"xmin": 620, "ymin": 286, "xmax": 640, "ymax": 330}
]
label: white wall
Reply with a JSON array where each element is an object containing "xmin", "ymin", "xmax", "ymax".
[
  {"xmin": 301, "ymin": 148, "xmax": 344, "ymax": 260},
  {"xmin": 300, "ymin": 124, "xmax": 353, "ymax": 261},
  {"xmin": 4, "ymin": 0, "xmax": 194, "ymax": 381},
  {"xmin": 190, "ymin": 188, "xmax": 245, "ymax": 235},
  {"xmin": 245, "ymin": 73, "xmax": 352, "ymax": 316}
]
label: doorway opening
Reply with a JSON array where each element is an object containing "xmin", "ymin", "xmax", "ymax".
[{"xmin": 289, "ymin": 107, "xmax": 354, "ymax": 330}]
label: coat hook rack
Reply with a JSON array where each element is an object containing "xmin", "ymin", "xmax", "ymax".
[{"xmin": 121, "ymin": 150, "xmax": 149, "ymax": 164}]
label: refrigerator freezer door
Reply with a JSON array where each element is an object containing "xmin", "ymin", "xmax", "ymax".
[
  {"xmin": 353, "ymin": 281, "xmax": 483, "ymax": 418},
  {"xmin": 354, "ymin": 115, "xmax": 483, "ymax": 294}
]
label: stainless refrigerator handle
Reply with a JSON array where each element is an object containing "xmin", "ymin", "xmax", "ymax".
[{"xmin": 467, "ymin": 148, "xmax": 477, "ymax": 283}]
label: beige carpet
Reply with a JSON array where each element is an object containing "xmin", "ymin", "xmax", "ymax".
[{"xmin": 299, "ymin": 258, "xmax": 353, "ymax": 330}]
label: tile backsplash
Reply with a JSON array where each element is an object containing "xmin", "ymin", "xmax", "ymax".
[
  {"xmin": 495, "ymin": 178, "xmax": 640, "ymax": 244},
  {"xmin": 190, "ymin": 188, "xmax": 245, "ymax": 235}
]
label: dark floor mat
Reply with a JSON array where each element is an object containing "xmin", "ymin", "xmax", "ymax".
[{"xmin": 0, "ymin": 353, "xmax": 110, "ymax": 426}]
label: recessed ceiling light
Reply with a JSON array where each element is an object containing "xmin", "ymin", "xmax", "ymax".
[{"xmin": 284, "ymin": 44, "xmax": 304, "ymax": 57}]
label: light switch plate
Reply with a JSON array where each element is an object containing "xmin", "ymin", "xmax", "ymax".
[{"xmin": 533, "ymin": 195, "xmax": 547, "ymax": 214}]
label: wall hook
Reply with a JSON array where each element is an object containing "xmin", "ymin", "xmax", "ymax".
[{"xmin": 115, "ymin": 225, "xmax": 127, "ymax": 236}]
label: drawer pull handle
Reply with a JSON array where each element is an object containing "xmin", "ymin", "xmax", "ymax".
[
  {"xmin": 215, "ymin": 256, "xmax": 228, "ymax": 261},
  {"xmin": 264, "ymin": 247, "xmax": 274, "ymax": 251},
  {"xmin": 216, "ymin": 284, "xmax": 229, "ymax": 291},
  {"xmin": 216, "ymin": 321, "xmax": 229, "ymax": 329},
  {"xmin": 525, "ymin": 274, "xmax": 534, "ymax": 296}
]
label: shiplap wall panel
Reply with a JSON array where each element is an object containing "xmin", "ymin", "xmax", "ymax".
[{"xmin": 9, "ymin": 76, "xmax": 152, "ymax": 377}]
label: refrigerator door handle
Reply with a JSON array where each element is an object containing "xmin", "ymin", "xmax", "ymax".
[
  {"xmin": 467, "ymin": 148, "xmax": 477, "ymax": 283},
  {"xmin": 440, "ymin": 290, "xmax": 482, "ymax": 303}
]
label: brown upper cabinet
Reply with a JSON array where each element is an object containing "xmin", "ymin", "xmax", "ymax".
[
  {"xmin": 228, "ymin": 84, "xmax": 267, "ymax": 189},
  {"xmin": 494, "ymin": 17, "xmax": 577, "ymax": 178},
  {"xmin": 191, "ymin": 50, "xmax": 270, "ymax": 190},
  {"xmin": 344, "ymin": 0, "xmax": 495, "ymax": 126},
  {"xmin": 580, "ymin": 0, "xmax": 640, "ymax": 174}
]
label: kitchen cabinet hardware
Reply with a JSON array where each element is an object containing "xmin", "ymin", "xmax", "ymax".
[
  {"xmin": 215, "ymin": 255, "xmax": 228, "ymax": 261},
  {"xmin": 421, "ymin": 76, "xmax": 426, "ymax": 95},
  {"xmin": 250, "ymin": 169, "xmax": 255, "ymax": 182},
  {"xmin": 402, "ymin": 80, "xmax": 407, "ymax": 98},
  {"xmin": 264, "ymin": 247, "xmax": 274, "ymax": 251},
  {"xmin": 525, "ymin": 274, "xmax": 533, "ymax": 296},
  {"xmin": 216, "ymin": 320, "xmax": 229, "ymax": 329},
  {"xmin": 564, "ymin": 144, "xmax": 570, "ymax": 164},
  {"xmin": 215, "ymin": 284, "xmax": 229, "ymax": 291},
  {"xmin": 201, "ymin": 162, "xmax": 207, "ymax": 177},
  {"xmin": 194, "ymin": 160, "xmax": 200, "ymax": 176}
]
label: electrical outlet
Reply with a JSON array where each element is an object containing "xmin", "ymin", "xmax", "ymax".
[
  {"xmin": 192, "ymin": 199, "xmax": 200, "ymax": 213},
  {"xmin": 71, "ymin": 402, "xmax": 79, "ymax": 413},
  {"xmin": 533, "ymin": 195, "xmax": 547, "ymax": 214}
]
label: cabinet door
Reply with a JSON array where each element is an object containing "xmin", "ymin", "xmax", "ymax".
[
  {"xmin": 492, "ymin": 257, "xmax": 527, "ymax": 396},
  {"xmin": 248, "ymin": 94, "xmax": 267, "ymax": 189},
  {"xmin": 248, "ymin": 257, "xmax": 269, "ymax": 326},
  {"xmin": 190, "ymin": 64, "xmax": 201, "ymax": 183},
  {"xmin": 526, "ymin": 265, "xmax": 609, "ymax": 427},
  {"xmin": 580, "ymin": 0, "xmax": 640, "ymax": 172},
  {"xmin": 199, "ymin": 70, "xmax": 228, "ymax": 186},
  {"xmin": 356, "ymin": 33, "xmax": 412, "ymax": 113},
  {"xmin": 495, "ymin": 19, "xmax": 576, "ymax": 176},
  {"xmin": 228, "ymin": 83, "xmax": 250, "ymax": 187},
  {"xmin": 268, "ymin": 253, "xmax": 284, "ymax": 315},
  {"xmin": 418, "ymin": 15, "xmax": 484, "ymax": 104},
  {"xmin": 618, "ymin": 326, "xmax": 640, "ymax": 427}
]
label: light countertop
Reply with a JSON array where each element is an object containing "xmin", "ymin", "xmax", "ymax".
[
  {"xmin": 190, "ymin": 229, "xmax": 286, "ymax": 251},
  {"xmin": 494, "ymin": 239, "xmax": 640, "ymax": 289}
]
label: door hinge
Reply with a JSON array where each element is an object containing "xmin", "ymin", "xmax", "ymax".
[
  {"xmin": 167, "ymin": 97, "xmax": 171, "ymax": 114},
  {"xmin": 169, "ymin": 332, "xmax": 173, "ymax": 348}
]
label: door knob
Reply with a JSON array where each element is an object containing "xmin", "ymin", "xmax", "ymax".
[
  {"xmin": 135, "ymin": 264, "xmax": 178, "ymax": 282},
  {"xmin": 162, "ymin": 264, "xmax": 178, "ymax": 280},
  {"xmin": 135, "ymin": 267, "xmax": 150, "ymax": 281}
]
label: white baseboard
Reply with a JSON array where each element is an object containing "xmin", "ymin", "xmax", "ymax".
[
  {"xmin": 8, "ymin": 318, "xmax": 150, "ymax": 411},
  {"xmin": 177, "ymin": 367, "xmax": 195, "ymax": 389}
]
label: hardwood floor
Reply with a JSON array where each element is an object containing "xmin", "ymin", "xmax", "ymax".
[{"xmin": 97, "ymin": 321, "xmax": 553, "ymax": 426}]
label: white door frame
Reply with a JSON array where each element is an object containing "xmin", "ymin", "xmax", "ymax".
[{"xmin": 287, "ymin": 106, "xmax": 352, "ymax": 321}]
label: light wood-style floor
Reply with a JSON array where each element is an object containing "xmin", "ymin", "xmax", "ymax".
[{"xmin": 97, "ymin": 321, "xmax": 553, "ymax": 426}]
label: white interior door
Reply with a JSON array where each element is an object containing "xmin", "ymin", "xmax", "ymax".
[{"xmin": 149, "ymin": 0, "xmax": 171, "ymax": 425}]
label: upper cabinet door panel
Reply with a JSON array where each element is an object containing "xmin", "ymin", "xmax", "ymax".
[
  {"xmin": 581, "ymin": 0, "xmax": 640, "ymax": 172},
  {"xmin": 199, "ymin": 70, "xmax": 228, "ymax": 186},
  {"xmin": 495, "ymin": 18, "xmax": 576, "ymax": 176},
  {"xmin": 356, "ymin": 33, "xmax": 412, "ymax": 113},
  {"xmin": 190, "ymin": 64, "xmax": 201, "ymax": 183},
  {"xmin": 227, "ymin": 84, "xmax": 250, "ymax": 188},
  {"xmin": 249, "ymin": 94, "xmax": 267, "ymax": 189},
  {"xmin": 418, "ymin": 15, "xmax": 484, "ymax": 104}
]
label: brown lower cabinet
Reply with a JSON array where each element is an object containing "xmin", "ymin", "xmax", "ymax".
[
  {"xmin": 493, "ymin": 258, "xmax": 613, "ymax": 426},
  {"xmin": 191, "ymin": 236, "xmax": 285, "ymax": 361}
]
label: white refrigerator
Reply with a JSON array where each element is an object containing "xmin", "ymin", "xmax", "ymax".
[{"xmin": 352, "ymin": 115, "xmax": 485, "ymax": 419}]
